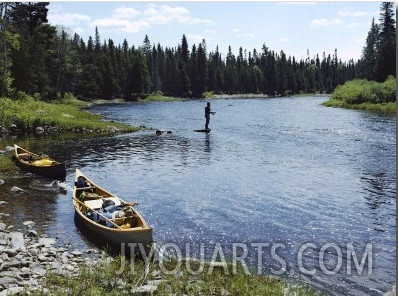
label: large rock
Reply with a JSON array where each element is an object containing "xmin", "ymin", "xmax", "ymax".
[
  {"xmin": 37, "ymin": 237, "xmax": 55, "ymax": 247},
  {"xmin": 23, "ymin": 221, "xmax": 35, "ymax": 228},
  {"xmin": 35, "ymin": 127, "xmax": 45, "ymax": 134},
  {"xmin": 0, "ymin": 126, "xmax": 8, "ymax": 134},
  {"xmin": 108, "ymin": 126, "xmax": 119, "ymax": 133},
  {"xmin": 133, "ymin": 284, "xmax": 158, "ymax": 294},
  {"xmin": 0, "ymin": 277, "xmax": 18, "ymax": 288},
  {"xmin": 0, "ymin": 286, "xmax": 24, "ymax": 296},
  {"xmin": 10, "ymin": 187, "xmax": 24, "ymax": 194},
  {"xmin": 8, "ymin": 232, "xmax": 24, "ymax": 250}
]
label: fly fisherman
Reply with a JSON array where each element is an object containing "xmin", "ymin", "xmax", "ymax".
[{"xmin": 205, "ymin": 102, "xmax": 215, "ymax": 130}]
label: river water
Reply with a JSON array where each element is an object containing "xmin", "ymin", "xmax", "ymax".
[{"xmin": 0, "ymin": 96, "xmax": 395, "ymax": 295}]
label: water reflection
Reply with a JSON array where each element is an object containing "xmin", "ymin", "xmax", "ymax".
[
  {"xmin": 0, "ymin": 176, "xmax": 66, "ymax": 233},
  {"xmin": 204, "ymin": 133, "xmax": 211, "ymax": 153}
]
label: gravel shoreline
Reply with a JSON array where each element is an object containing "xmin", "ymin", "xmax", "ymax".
[{"xmin": 0, "ymin": 208, "xmax": 110, "ymax": 295}]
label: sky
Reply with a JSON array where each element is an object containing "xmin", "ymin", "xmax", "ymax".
[{"xmin": 47, "ymin": 1, "xmax": 385, "ymax": 62}]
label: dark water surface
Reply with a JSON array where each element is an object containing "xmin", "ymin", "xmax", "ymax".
[{"xmin": 0, "ymin": 96, "xmax": 395, "ymax": 295}]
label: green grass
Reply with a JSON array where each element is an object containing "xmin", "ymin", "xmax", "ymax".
[
  {"xmin": 202, "ymin": 91, "xmax": 217, "ymax": 99},
  {"xmin": 291, "ymin": 92, "xmax": 327, "ymax": 97},
  {"xmin": 0, "ymin": 95, "xmax": 138, "ymax": 133},
  {"xmin": 156, "ymin": 259, "xmax": 322, "ymax": 295},
  {"xmin": 322, "ymin": 76, "xmax": 396, "ymax": 112},
  {"xmin": 0, "ymin": 153, "xmax": 16, "ymax": 173},
  {"xmin": 21, "ymin": 257, "xmax": 325, "ymax": 296},
  {"xmin": 323, "ymin": 99, "xmax": 396, "ymax": 112},
  {"xmin": 137, "ymin": 92, "xmax": 183, "ymax": 102},
  {"xmin": 140, "ymin": 91, "xmax": 216, "ymax": 100}
]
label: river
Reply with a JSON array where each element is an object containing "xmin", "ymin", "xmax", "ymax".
[{"xmin": 0, "ymin": 96, "xmax": 395, "ymax": 295}]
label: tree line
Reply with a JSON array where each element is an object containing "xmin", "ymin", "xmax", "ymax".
[{"xmin": 0, "ymin": 2, "xmax": 395, "ymax": 101}]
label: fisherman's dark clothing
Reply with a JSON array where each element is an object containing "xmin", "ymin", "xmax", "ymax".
[{"xmin": 205, "ymin": 105, "xmax": 211, "ymax": 130}]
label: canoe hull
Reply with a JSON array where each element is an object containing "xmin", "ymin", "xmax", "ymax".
[
  {"xmin": 73, "ymin": 169, "xmax": 153, "ymax": 252},
  {"xmin": 13, "ymin": 144, "xmax": 66, "ymax": 180},
  {"xmin": 74, "ymin": 209, "xmax": 153, "ymax": 249}
]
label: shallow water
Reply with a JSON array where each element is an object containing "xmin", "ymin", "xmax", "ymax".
[{"xmin": 0, "ymin": 96, "xmax": 395, "ymax": 295}]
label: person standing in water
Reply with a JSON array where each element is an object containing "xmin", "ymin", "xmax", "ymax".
[{"xmin": 205, "ymin": 102, "xmax": 215, "ymax": 130}]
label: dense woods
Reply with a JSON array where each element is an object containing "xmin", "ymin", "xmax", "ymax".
[{"xmin": 0, "ymin": 2, "xmax": 395, "ymax": 101}]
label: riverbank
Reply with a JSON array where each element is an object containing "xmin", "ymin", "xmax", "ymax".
[
  {"xmin": 321, "ymin": 76, "xmax": 396, "ymax": 113},
  {"xmin": 0, "ymin": 95, "xmax": 140, "ymax": 174},
  {"xmin": 0, "ymin": 172, "xmax": 325, "ymax": 295},
  {"xmin": 322, "ymin": 99, "xmax": 395, "ymax": 112},
  {"xmin": 0, "ymin": 215, "xmax": 110, "ymax": 295},
  {"xmin": 2, "ymin": 205, "xmax": 393, "ymax": 296},
  {"xmin": 0, "ymin": 95, "xmax": 139, "ymax": 135},
  {"xmin": 0, "ymin": 196, "xmax": 322, "ymax": 295}
]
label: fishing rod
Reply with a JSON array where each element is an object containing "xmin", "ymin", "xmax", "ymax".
[{"xmin": 212, "ymin": 104, "xmax": 234, "ymax": 114}]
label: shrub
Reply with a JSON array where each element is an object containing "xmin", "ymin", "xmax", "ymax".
[
  {"xmin": 330, "ymin": 77, "xmax": 396, "ymax": 104},
  {"xmin": 381, "ymin": 75, "xmax": 396, "ymax": 102}
]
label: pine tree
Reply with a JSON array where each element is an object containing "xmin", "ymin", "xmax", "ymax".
[
  {"xmin": 278, "ymin": 50, "xmax": 288, "ymax": 94},
  {"xmin": 375, "ymin": 2, "xmax": 396, "ymax": 82},
  {"xmin": 78, "ymin": 36, "xmax": 100, "ymax": 99},
  {"xmin": 9, "ymin": 2, "xmax": 56, "ymax": 97},
  {"xmin": 208, "ymin": 46, "xmax": 224, "ymax": 93},
  {"xmin": 94, "ymin": 27, "xmax": 101, "ymax": 53},
  {"xmin": 360, "ymin": 18, "xmax": 379, "ymax": 80},
  {"xmin": 225, "ymin": 46, "xmax": 237, "ymax": 94},
  {"xmin": 178, "ymin": 35, "xmax": 191, "ymax": 96},
  {"xmin": 124, "ymin": 50, "xmax": 151, "ymax": 100},
  {"xmin": 196, "ymin": 40, "xmax": 208, "ymax": 96},
  {"xmin": 0, "ymin": 2, "xmax": 19, "ymax": 96}
]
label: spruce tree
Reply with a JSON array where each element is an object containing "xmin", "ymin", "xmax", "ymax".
[
  {"xmin": 0, "ymin": 2, "xmax": 19, "ymax": 96},
  {"xmin": 375, "ymin": 2, "xmax": 396, "ymax": 82},
  {"xmin": 9, "ymin": 2, "xmax": 56, "ymax": 97},
  {"xmin": 360, "ymin": 18, "xmax": 379, "ymax": 80},
  {"xmin": 179, "ymin": 35, "xmax": 191, "ymax": 96}
]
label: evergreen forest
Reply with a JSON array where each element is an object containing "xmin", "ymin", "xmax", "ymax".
[{"xmin": 0, "ymin": 2, "xmax": 395, "ymax": 101}]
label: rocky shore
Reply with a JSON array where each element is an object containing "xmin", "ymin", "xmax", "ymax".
[
  {"xmin": 0, "ymin": 124, "xmax": 122, "ymax": 137},
  {"xmin": 0, "ymin": 211, "xmax": 110, "ymax": 295}
]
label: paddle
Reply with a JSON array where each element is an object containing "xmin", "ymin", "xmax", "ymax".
[
  {"xmin": 73, "ymin": 197, "xmax": 123, "ymax": 230},
  {"xmin": 121, "ymin": 201, "xmax": 139, "ymax": 207}
]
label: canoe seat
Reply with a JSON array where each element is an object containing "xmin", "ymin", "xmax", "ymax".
[
  {"xmin": 84, "ymin": 197, "xmax": 121, "ymax": 210},
  {"xmin": 19, "ymin": 153, "xmax": 31, "ymax": 161}
]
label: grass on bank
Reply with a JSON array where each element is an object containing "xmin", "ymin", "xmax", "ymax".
[
  {"xmin": 322, "ymin": 76, "xmax": 396, "ymax": 112},
  {"xmin": 22, "ymin": 257, "xmax": 325, "ymax": 296},
  {"xmin": 140, "ymin": 92, "xmax": 183, "ymax": 102},
  {"xmin": 0, "ymin": 93, "xmax": 140, "ymax": 174},
  {"xmin": 0, "ymin": 93, "xmax": 138, "ymax": 133},
  {"xmin": 0, "ymin": 153, "xmax": 15, "ymax": 172}
]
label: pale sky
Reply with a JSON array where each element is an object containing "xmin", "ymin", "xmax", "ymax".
[{"xmin": 47, "ymin": 1, "xmax": 385, "ymax": 62}]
